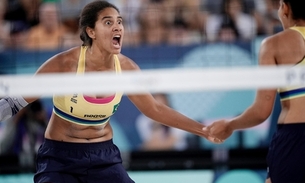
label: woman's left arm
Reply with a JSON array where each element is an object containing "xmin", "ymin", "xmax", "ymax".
[{"xmin": 128, "ymin": 93, "xmax": 212, "ymax": 139}]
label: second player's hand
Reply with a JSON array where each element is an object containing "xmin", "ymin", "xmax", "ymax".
[{"xmin": 202, "ymin": 119, "xmax": 233, "ymax": 142}]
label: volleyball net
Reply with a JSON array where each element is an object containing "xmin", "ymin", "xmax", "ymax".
[{"xmin": 0, "ymin": 65, "xmax": 305, "ymax": 97}]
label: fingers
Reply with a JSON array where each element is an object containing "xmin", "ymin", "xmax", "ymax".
[
  {"xmin": 212, "ymin": 137, "xmax": 224, "ymax": 144},
  {"xmin": 202, "ymin": 125, "xmax": 212, "ymax": 136},
  {"xmin": 202, "ymin": 125, "xmax": 211, "ymax": 132},
  {"xmin": 202, "ymin": 127, "xmax": 210, "ymax": 137},
  {"xmin": 206, "ymin": 135, "xmax": 225, "ymax": 144},
  {"xmin": 203, "ymin": 125, "xmax": 225, "ymax": 144}
]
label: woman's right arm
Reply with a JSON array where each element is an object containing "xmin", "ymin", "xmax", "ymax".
[
  {"xmin": 25, "ymin": 52, "xmax": 66, "ymax": 103},
  {"xmin": 0, "ymin": 50, "xmax": 67, "ymax": 121}
]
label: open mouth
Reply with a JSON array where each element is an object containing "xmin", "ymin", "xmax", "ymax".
[{"xmin": 112, "ymin": 35, "xmax": 121, "ymax": 48}]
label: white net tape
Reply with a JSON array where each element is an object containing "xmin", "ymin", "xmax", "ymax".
[{"xmin": 0, "ymin": 65, "xmax": 305, "ymax": 97}]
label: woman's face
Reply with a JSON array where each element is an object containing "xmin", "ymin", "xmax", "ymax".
[{"xmin": 91, "ymin": 7, "xmax": 124, "ymax": 54}]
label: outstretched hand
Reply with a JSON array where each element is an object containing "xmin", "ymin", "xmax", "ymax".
[
  {"xmin": 200, "ymin": 125, "xmax": 225, "ymax": 144},
  {"xmin": 204, "ymin": 134, "xmax": 224, "ymax": 144},
  {"xmin": 202, "ymin": 119, "xmax": 234, "ymax": 144}
]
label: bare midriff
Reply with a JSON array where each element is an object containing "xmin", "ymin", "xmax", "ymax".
[
  {"xmin": 45, "ymin": 112, "xmax": 113, "ymax": 143},
  {"xmin": 279, "ymin": 97, "xmax": 305, "ymax": 124}
]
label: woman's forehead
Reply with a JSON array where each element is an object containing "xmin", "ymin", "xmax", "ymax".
[{"xmin": 98, "ymin": 7, "xmax": 120, "ymax": 18}]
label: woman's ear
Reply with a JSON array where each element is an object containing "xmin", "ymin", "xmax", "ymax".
[
  {"xmin": 86, "ymin": 27, "xmax": 96, "ymax": 40},
  {"xmin": 282, "ymin": 1, "xmax": 290, "ymax": 18}
]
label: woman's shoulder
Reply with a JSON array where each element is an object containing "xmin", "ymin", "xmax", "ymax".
[
  {"xmin": 59, "ymin": 46, "xmax": 82, "ymax": 60},
  {"xmin": 260, "ymin": 28, "xmax": 305, "ymax": 65},
  {"xmin": 265, "ymin": 28, "xmax": 303, "ymax": 43},
  {"xmin": 36, "ymin": 46, "xmax": 81, "ymax": 74}
]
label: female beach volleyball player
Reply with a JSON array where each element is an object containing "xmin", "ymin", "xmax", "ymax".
[
  {"xmin": 204, "ymin": 0, "xmax": 305, "ymax": 183},
  {"xmin": 0, "ymin": 1, "xmax": 216, "ymax": 182}
]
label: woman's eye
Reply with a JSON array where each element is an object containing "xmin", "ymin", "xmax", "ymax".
[{"xmin": 106, "ymin": 21, "xmax": 111, "ymax": 25}]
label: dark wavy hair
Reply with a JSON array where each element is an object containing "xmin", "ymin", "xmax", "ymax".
[
  {"xmin": 79, "ymin": 1, "xmax": 120, "ymax": 46},
  {"xmin": 283, "ymin": 0, "xmax": 305, "ymax": 20}
]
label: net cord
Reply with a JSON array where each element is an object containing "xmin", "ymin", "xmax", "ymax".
[{"xmin": 0, "ymin": 65, "xmax": 305, "ymax": 97}]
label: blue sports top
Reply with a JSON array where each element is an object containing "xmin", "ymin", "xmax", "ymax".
[
  {"xmin": 278, "ymin": 27, "xmax": 305, "ymax": 101},
  {"xmin": 53, "ymin": 46, "xmax": 123, "ymax": 126}
]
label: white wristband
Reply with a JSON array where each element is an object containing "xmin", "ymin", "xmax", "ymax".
[{"xmin": 0, "ymin": 96, "xmax": 28, "ymax": 121}]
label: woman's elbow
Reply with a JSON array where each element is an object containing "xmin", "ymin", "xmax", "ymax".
[
  {"xmin": 142, "ymin": 104, "xmax": 164, "ymax": 121},
  {"xmin": 256, "ymin": 108, "xmax": 272, "ymax": 123}
]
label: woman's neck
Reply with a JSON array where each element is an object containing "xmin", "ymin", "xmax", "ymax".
[
  {"xmin": 86, "ymin": 46, "xmax": 114, "ymax": 70},
  {"xmin": 294, "ymin": 20, "xmax": 305, "ymax": 27}
]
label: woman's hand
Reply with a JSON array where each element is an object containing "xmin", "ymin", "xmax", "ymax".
[{"xmin": 202, "ymin": 119, "xmax": 234, "ymax": 143}]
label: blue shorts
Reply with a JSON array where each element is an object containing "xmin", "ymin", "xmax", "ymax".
[
  {"xmin": 34, "ymin": 138, "xmax": 134, "ymax": 183},
  {"xmin": 266, "ymin": 123, "xmax": 305, "ymax": 183}
]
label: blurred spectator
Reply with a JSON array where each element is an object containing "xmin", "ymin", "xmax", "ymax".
[
  {"xmin": 137, "ymin": 0, "xmax": 169, "ymax": 46},
  {"xmin": 204, "ymin": 0, "xmax": 223, "ymax": 14},
  {"xmin": 135, "ymin": 93, "xmax": 187, "ymax": 151},
  {"xmin": 164, "ymin": 0, "xmax": 205, "ymax": 45},
  {"xmin": 203, "ymin": 0, "xmax": 257, "ymax": 14},
  {"xmin": 163, "ymin": 0, "xmax": 205, "ymax": 43},
  {"xmin": 205, "ymin": 0, "xmax": 257, "ymax": 42},
  {"xmin": 217, "ymin": 19, "xmax": 240, "ymax": 43},
  {"xmin": 250, "ymin": 0, "xmax": 267, "ymax": 35},
  {"xmin": 4, "ymin": 0, "xmax": 40, "ymax": 33},
  {"xmin": 22, "ymin": 1, "xmax": 66, "ymax": 50},
  {"xmin": 58, "ymin": 0, "xmax": 94, "ymax": 20},
  {"xmin": 0, "ymin": 0, "xmax": 11, "ymax": 51},
  {"xmin": 167, "ymin": 17, "xmax": 201, "ymax": 46},
  {"xmin": 264, "ymin": 0, "xmax": 282, "ymax": 35},
  {"xmin": 58, "ymin": 0, "xmax": 95, "ymax": 49},
  {"xmin": 0, "ymin": 100, "xmax": 47, "ymax": 167},
  {"xmin": 61, "ymin": 17, "xmax": 82, "ymax": 49}
]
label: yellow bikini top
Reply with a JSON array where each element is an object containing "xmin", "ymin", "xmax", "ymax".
[
  {"xmin": 277, "ymin": 27, "xmax": 305, "ymax": 101},
  {"xmin": 53, "ymin": 46, "xmax": 123, "ymax": 126}
]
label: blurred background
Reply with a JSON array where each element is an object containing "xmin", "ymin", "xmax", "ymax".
[{"xmin": 0, "ymin": 0, "xmax": 282, "ymax": 182}]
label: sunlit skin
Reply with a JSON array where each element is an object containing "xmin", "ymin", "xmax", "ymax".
[
  {"xmin": 204, "ymin": 0, "xmax": 305, "ymax": 140},
  {"xmin": 22, "ymin": 7, "xmax": 216, "ymax": 143},
  {"xmin": 204, "ymin": 1, "xmax": 305, "ymax": 181},
  {"xmin": 86, "ymin": 8, "xmax": 124, "ymax": 58}
]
